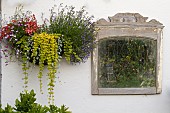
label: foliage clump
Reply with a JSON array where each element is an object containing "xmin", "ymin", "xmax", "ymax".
[
  {"xmin": 43, "ymin": 4, "xmax": 96, "ymax": 63},
  {"xmin": 0, "ymin": 90, "xmax": 71, "ymax": 113}
]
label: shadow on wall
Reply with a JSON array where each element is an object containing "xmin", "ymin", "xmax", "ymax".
[
  {"xmin": 103, "ymin": 0, "xmax": 111, "ymax": 3},
  {"xmin": 6, "ymin": 0, "xmax": 36, "ymax": 6}
]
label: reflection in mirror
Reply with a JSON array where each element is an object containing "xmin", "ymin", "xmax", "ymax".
[{"xmin": 98, "ymin": 36, "xmax": 157, "ymax": 88}]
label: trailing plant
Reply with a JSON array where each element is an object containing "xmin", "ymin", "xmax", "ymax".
[
  {"xmin": 31, "ymin": 32, "xmax": 62, "ymax": 103},
  {"xmin": 0, "ymin": 90, "xmax": 71, "ymax": 113},
  {"xmin": 0, "ymin": 4, "xmax": 96, "ymax": 104}
]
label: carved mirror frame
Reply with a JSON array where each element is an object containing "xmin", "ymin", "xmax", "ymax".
[{"xmin": 92, "ymin": 13, "xmax": 164, "ymax": 95}]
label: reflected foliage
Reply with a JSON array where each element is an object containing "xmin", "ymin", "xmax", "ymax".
[{"xmin": 98, "ymin": 37, "xmax": 157, "ymax": 88}]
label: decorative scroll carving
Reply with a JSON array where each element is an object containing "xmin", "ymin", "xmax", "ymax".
[
  {"xmin": 96, "ymin": 18, "xmax": 109, "ymax": 24},
  {"xmin": 149, "ymin": 19, "xmax": 163, "ymax": 25},
  {"xmin": 96, "ymin": 13, "xmax": 163, "ymax": 26},
  {"xmin": 109, "ymin": 13, "xmax": 148, "ymax": 23}
]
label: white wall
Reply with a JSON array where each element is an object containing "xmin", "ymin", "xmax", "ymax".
[{"xmin": 1, "ymin": 0, "xmax": 170, "ymax": 113}]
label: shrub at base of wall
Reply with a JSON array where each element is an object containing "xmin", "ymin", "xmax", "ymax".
[{"xmin": 0, "ymin": 90, "xmax": 72, "ymax": 113}]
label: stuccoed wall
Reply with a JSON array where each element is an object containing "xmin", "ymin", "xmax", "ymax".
[{"xmin": 1, "ymin": 0, "xmax": 170, "ymax": 113}]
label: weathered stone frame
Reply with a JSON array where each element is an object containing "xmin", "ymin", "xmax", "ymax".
[{"xmin": 91, "ymin": 13, "xmax": 164, "ymax": 95}]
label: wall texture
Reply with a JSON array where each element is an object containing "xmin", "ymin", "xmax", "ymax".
[{"xmin": 1, "ymin": 0, "xmax": 170, "ymax": 113}]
